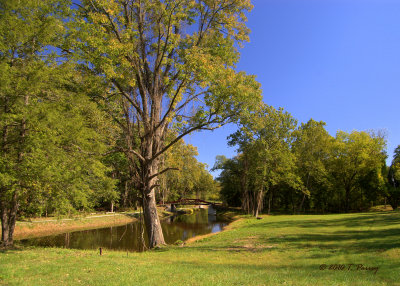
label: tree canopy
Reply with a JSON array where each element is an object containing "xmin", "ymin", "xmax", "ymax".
[
  {"xmin": 217, "ymin": 112, "xmax": 388, "ymax": 215},
  {"xmin": 65, "ymin": 0, "xmax": 261, "ymax": 247}
]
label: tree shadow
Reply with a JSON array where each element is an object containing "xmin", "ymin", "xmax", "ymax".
[
  {"xmin": 252, "ymin": 213, "xmax": 400, "ymax": 230},
  {"xmin": 261, "ymin": 228, "xmax": 400, "ymax": 253},
  {"xmin": 232, "ymin": 212, "xmax": 400, "ymax": 257}
]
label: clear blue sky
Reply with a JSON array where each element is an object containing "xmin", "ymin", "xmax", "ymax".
[{"xmin": 186, "ymin": 0, "xmax": 400, "ymax": 177}]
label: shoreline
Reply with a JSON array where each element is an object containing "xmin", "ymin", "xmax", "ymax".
[
  {"xmin": 184, "ymin": 214, "xmax": 240, "ymax": 245},
  {"xmin": 13, "ymin": 207, "xmax": 205, "ymax": 241},
  {"xmin": 184, "ymin": 216, "xmax": 240, "ymax": 244},
  {"xmin": 14, "ymin": 207, "xmax": 236, "ymax": 242},
  {"xmin": 14, "ymin": 213, "xmax": 139, "ymax": 240}
]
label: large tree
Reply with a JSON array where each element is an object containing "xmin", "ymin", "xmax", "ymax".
[
  {"xmin": 0, "ymin": 0, "xmax": 116, "ymax": 247},
  {"xmin": 0, "ymin": 0, "xmax": 67, "ymax": 247},
  {"xmin": 68, "ymin": 0, "xmax": 261, "ymax": 247},
  {"xmin": 329, "ymin": 131, "xmax": 386, "ymax": 212},
  {"xmin": 228, "ymin": 104, "xmax": 300, "ymax": 216},
  {"xmin": 292, "ymin": 119, "xmax": 333, "ymax": 213}
]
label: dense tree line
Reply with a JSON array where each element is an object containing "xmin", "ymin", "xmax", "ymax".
[{"xmin": 214, "ymin": 103, "xmax": 395, "ymax": 215}]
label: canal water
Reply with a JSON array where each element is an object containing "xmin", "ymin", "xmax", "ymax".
[{"xmin": 19, "ymin": 207, "xmax": 229, "ymax": 251}]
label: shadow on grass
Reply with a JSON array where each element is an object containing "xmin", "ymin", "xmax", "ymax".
[
  {"xmin": 187, "ymin": 213, "xmax": 400, "ymax": 256},
  {"xmin": 262, "ymin": 227, "xmax": 400, "ymax": 252},
  {"xmin": 172, "ymin": 259, "xmax": 400, "ymax": 284},
  {"xmin": 254, "ymin": 213, "xmax": 400, "ymax": 230},
  {"xmin": 0, "ymin": 245, "xmax": 25, "ymax": 253},
  {"xmin": 257, "ymin": 213, "xmax": 399, "ymax": 254}
]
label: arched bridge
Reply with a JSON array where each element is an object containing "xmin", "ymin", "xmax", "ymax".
[
  {"xmin": 163, "ymin": 198, "xmax": 220, "ymax": 206},
  {"xmin": 161, "ymin": 198, "xmax": 220, "ymax": 214}
]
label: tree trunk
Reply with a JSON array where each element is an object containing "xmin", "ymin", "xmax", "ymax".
[
  {"xmin": 142, "ymin": 188, "xmax": 165, "ymax": 248},
  {"xmin": 123, "ymin": 180, "xmax": 129, "ymax": 208},
  {"xmin": 0, "ymin": 201, "xmax": 10, "ymax": 247},
  {"xmin": 298, "ymin": 173, "xmax": 310, "ymax": 214},
  {"xmin": 140, "ymin": 151, "xmax": 165, "ymax": 248},
  {"xmin": 0, "ymin": 191, "xmax": 18, "ymax": 247},
  {"xmin": 7, "ymin": 192, "xmax": 17, "ymax": 245},
  {"xmin": 298, "ymin": 193, "xmax": 306, "ymax": 214},
  {"xmin": 268, "ymin": 190, "xmax": 273, "ymax": 215},
  {"xmin": 241, "ymin": 155, "xmax": 250, "ymax": 214},
  {"xmin": 254, "ymin": 188, "xmax": 263, "ymax": 217},
  {"xmin": 291, "ymin": 193, "xmax": 296, "ymax": 214},
  {"xmin": 345, "ymin": 186, "xmax": 351, "ymax": 213}
]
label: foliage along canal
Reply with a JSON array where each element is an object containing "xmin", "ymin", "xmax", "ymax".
[{"xmin": 18, "ymin": 207, "xmax": 229, "ymax": 251}]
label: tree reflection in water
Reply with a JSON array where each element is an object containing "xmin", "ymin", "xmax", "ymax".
[{"xmin": 19, "ymin": 208, "xmax": 229, "ymax": 251}]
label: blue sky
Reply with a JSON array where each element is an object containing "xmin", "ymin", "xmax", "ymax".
[{"xmin": 186, "ymin": 0, "xmax": 400, "ymax": 176}]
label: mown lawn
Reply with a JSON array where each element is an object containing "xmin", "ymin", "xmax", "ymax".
[{"xmin": 1, "ymin": 212, "xmax": 400, "ymax": 285}]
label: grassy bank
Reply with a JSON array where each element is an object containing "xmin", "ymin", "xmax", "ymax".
[
  {"xmin": 13, "ymin": 207, "xmax": 176, "ymax": 240},
  {"xmin": 14, "ymin": 213, "xmax": 139, "ymax": 240},
  {"xmin": 1, "ymin": 212, "xmax": 400, "ymax": 285}
]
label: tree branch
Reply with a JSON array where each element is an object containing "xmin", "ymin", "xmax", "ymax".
[{"xmin": 148, "ymin": 167, "xmax": 179, "ymax": 181}]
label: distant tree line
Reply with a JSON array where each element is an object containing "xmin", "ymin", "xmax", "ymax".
[{"xmin": 214, "ymin": 103, "xmax": 398, "ymax": 215}]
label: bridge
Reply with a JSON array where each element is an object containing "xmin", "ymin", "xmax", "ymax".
[
  {"xmin": 164, "ymin": 198, "xmax": 220, "ymax": 206},
  {"xmin": 160, "ymin": 198, "xmax": 221, "ymax": 213}
]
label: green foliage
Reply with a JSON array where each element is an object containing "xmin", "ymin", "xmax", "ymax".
[
  {"xmin": 65, "ymin": 0, "xmax": 262, "ymax": 246},
  {"xmin": 217, "ymin": 108, "xmax": 388, "ymax": 214},
  {"xmin": 66, "ymin": 0, "xmax": 261, "ymax": 134},
  {"xmin": 223, "ymin": 104, "xmax": 299, "ymax": 215},
  {"xmin": 329, "ymin": 130, "xmax": 386, "ymax": 211},
  {"xmin": 0, "ymin": 0, "xmax": 117, "ymax": 220},
  {"xmin": 291, "ymin": 119, "xmax": 334, "ymax": 212},
  {"xmin": 387, "ymin": 145, "xmax": 400, "ymax": 209},
  {"xmin": 159, "ymin": 137, "xmax": 218, "ymax": 202},
  {"xmin": 213, "ymin": 155, "xmax": 242, "ymax": 206}
]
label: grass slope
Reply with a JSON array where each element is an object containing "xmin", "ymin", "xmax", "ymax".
[{"xmin": 1, "ymin": 212, "xmax": 400, "ymax": 285}]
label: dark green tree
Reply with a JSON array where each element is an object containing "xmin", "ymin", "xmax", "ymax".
[
  {"xmin": 387, "ymin": 145, "xmax": 400, "ymax": 210},
  {"xmin": 0, "ymin": 0, "xmax": 116, "ymax": 247}
]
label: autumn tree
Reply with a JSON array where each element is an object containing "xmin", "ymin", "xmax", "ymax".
[{"xmin": 68, "ymin": 0, "xmax": 261, "ymax": 247}]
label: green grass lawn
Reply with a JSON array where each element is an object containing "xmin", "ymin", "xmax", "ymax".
[{"xmin": 1, "ymin": 212, "xmax": 400, "ymax": 285}]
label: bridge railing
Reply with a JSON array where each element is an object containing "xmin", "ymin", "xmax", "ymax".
[{"xmin": 161, "ymin": 198, "xmax": 221, "ymax": 206}]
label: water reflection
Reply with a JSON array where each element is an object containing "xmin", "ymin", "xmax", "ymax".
[{"xmin": 19, "ymin": 208, "xmax": 228, "ymax": 251}]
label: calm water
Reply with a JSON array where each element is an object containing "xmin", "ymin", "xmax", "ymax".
[{"xmin": 19, "ymin": 207, "xmax": 229, "ymax": 251}]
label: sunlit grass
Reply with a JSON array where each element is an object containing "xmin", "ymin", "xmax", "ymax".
[{"xmin": 1, "ymin": 212, "xmax": 400, "ymax": 285}]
